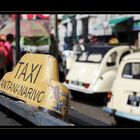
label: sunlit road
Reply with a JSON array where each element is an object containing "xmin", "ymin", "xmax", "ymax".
[{"xmin": 70, "ymin": 93, "xmax": 116, "ymax": 126}]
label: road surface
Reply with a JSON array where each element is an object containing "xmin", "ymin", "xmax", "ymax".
[
  {"xmin": 70, "ymin": 93, "xmax": 116, "ymax": 126},
  {"xmin": 0, "ymin": 105, "xmax": 34, "ymax": 126}
]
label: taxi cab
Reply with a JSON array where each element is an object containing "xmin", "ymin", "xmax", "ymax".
[
  {"xmin": 64, "ymin": 45, "xmax": 132, "ymax": 97},
  {"xmin": 104, "ymin": 52, "xmax": 140, "ymax": 123}
]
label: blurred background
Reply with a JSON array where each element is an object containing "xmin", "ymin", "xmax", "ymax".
[{"xmin": 0, "ymin": 14, "xmax": 140, "ymax": 126}]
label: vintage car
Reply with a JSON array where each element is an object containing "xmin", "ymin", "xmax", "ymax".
[
  {"xmin": 104, "ymin": 52, "xmax": 140, "ymax": 123},
  {"xmin": 64, "ymin": 45, "xmax": 132, "ymax": 97}
]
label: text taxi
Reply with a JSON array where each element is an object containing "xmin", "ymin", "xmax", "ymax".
[
  {"xmin": 64, "ymin": 45, "xmax": 132, "ymax": 97},
  {"xmin": 0, "ymin": 53, "xmax": 70, "ymax": 121},
  {"xmin": 104, "ymin": 52, "xmax": 140, "ymax": 123}
]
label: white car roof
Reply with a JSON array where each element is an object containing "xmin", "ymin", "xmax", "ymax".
[
  {"xmin": 110, "ymin": 45, "xmax": 130, "ymax": 51},
  {"xmin": 123, "ymin": 52, "xmax": 140, "ymax": 60}
]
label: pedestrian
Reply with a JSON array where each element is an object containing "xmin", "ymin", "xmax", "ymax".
[
  {"xmin": 64, "ymin": 38, "xmax": 72, "ymax": 50},
  {"xmin": 58, "ymin": 41, "xmax": 64, "ymax": 55},
  {"xmin": 4, "ymin": 33, "xmax": 14, "ymax": 72},
  {"xmin": 79, "ymin": 36, "xmax": 85, "ymax": 51},
  {"xmin": 91, "ymin": 35, "xmax": 98, "ymax": 44},
  {"xmin": 0, "ymin": 39, "xmax": 8, "ymax": 78},
  {"xmin": 73, "ymin": 39, "xmax": 81, "ymax": 55}
]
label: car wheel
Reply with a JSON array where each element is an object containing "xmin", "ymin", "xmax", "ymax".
[{"xmin": 114, "ymin": 116, "xmax": 127, "ymax": 126}]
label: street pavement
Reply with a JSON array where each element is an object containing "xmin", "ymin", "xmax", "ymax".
[
  {"xmin": 0, "ymin": 105, "xmax": 22, "ymax": 126},
  {"xmin": 0, "ymin": 111, "xmax": 22, "ymax": 126},
  {"xmin": 0, "ymin": 105, "xmax": 33, "ymax": 126},
  {"xmin": 70, "ymin": 93, "xmax": 116, "ymax": 126}
]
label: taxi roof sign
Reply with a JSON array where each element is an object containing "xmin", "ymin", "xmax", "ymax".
[{"xmin": 0, "ymin": 53, "xmax": 70, "ymax": 120}]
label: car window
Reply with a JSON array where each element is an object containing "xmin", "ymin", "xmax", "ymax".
[
  {"xmin": 87, "ymin": 54, "xmax": 102, "ymax": 63},
  {"xmin": 106, "ymin": 51, "xmax": 117, "ymax": 67},
  {"xmin": 122, "ymin": 63, "xmax": 140, "ymax": 79},
  {"xmin": 77, "ymin": 52, "xmax": 103, "ymax": 63},
  {"xmin": 77, "ymin": 46, "xmax": 113, "ymax": 63}
]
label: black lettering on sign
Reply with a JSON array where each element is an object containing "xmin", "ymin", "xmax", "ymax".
[
  {"xmin": 6, "ymin": 81, "xmax": 11, "ymax": 90},
  {"xmin": 15, "ymin": 62, "xmax": 25, "ymax": 78},
  {"xmin": 10, "ymin": 83, "xmax": 18, "ymax": 93},
  {"xmin": 0, "ymin": 79, "xmax": 6, "ymax": 89},
  {"xmin": 0, "ymin": 79, "xmax": 4, "ymax": 89},
  {"xmin": 33, "ymin": 65, "xmax": 42, "ymax": 84},
  {"xmin": 15, "ymin": 84, "xmax": 21, "ymax": 94},
  {"xmin": 8, "ymin": 82, "xmax": 13, "ymax": 92},
  {"xmin": 0, "ymin": 79, "xmax": 5, "ymax": 89},
  {"xmin": 17, "ymin": 85, "xmax": 25, "ymax": 95},
  {"xmin": 18, "ymin": 63, "xmax": 28, "ymax": 81},
  {"xmin": 1, "ymin": 80, "xmax": 8, "ymax": 90},
  {"xmin": 32, "ymin": 90, "xmax": 40, "ymax": 101},
  {"xmin": 37, "ymin": 91, "xmax": 45, "ymax": 103},
  {"xmin": 15, "ymin": 62, "xmax": 42, "ymax": 84},
  {"xmin": 25, "ymin": 88, "xmax": 33, "ymax": 99},
  {"xmin": 25, "ymin": 64, "xmax": 40, "ymax": 83},
  {"xmin": 22, "ymin": 87, "xmax": 28, "ymax": 97},
  {"xmin": 17, "ymin": 85, "xmax": 22, "ymax": 95},
  {"xmin": 30, "ymin": 89, "xmax": 37, "ymax": 99},
  {"xmin": 0, "ymin": 78, "xmax": 45, "ymax": 104}
]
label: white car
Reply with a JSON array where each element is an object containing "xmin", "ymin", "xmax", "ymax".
[
  {"xmin": 64, "ymin": 45, "xmax": 132, "ymax": 97},
  {"xmin": 104, "ymin": 52, "xmax": 140, "ymax": 123}
]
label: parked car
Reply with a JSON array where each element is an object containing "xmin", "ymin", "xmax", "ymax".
[
  {"xmin": 64, "ymin": 45, "xmax": 132, "ymax": 98},
  {"xmin": 103, "ymin": 52, "xmax": 140, "ymax": 123}
]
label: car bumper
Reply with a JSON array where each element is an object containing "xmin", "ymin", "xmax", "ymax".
[
  {"xmin": 103, "ymin": 107, "xmax": 140, "ymax": 122},
  {"xmin": 64, "ymin": 83, "xmax": 93, "ymax": 94},
  {"xmin": 103, "ymin": 107, "xmax": 113, "ymax": 114}
]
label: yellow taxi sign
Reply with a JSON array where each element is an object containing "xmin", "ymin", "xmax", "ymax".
[{"xmin": 0, "ymin": 53, "xmax": 70, "ymax": 120}]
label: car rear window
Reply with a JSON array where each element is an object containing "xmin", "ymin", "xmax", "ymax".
[
  {"xmin": 122, "ymin": 63, "xmax": 140, "ymax": 79},
  {"xmin": 77, "ymin": 46, "xmax": 113, "ymax": 63}
]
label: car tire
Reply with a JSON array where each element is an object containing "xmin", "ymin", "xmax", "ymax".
[{"xmin": 114, "ymin": 116, "xmax": 127, "ymax": 126}]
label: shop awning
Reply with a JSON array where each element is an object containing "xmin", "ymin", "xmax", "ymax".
[{"xmin": 109, "ymin": 16, "xmax": 133, "ymax": 26}]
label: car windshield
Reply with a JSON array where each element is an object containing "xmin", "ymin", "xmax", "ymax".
[{"xmin": 77, "ymin": 46, "xmax": 113, "ymax": 63}]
